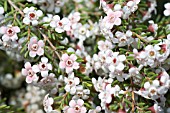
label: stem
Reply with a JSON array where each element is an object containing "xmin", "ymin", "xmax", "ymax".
[
  {"xmin": 39, "ymin": 31, "xmax": 61, "ymax": 60},
  {"xmin": 7, "ymin": 0, "xmax": 24, "ymax": 17},
  {"xmin": 132, "ymin": 32, "xmax": 148, "ymax": 43}
]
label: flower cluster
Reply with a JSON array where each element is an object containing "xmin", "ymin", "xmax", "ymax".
[{"xmin": 0, "ymin": 0, "xmax": 170, "ymax": 113}]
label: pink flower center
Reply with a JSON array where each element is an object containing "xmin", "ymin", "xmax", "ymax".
[
  {"xmin": 6, "ymin": 28, "xmax": 14, "ymax": 36},
  {"xmin": 66, "ymin": 59, "xmax": 73, "ymax": 67},
  {"xmin": 40, "ymin": 63, "xmax": 47, "ymax": 71},
  {"xmin": 31, "ymin": 44, "xmax": 39, "ymax": 51},
  {"xmin": 29, "ymin": 12, "xmax": 36, "ymax": 20}
]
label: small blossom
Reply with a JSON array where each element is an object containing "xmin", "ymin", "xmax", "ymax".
[
  {"xmin": 164, "ymin": 3, "xmax": 170, "ymax": 16},
  {"xmin": 59, "ymin": 53, "xmax": 79, "ymax": 73},
  {"xmin": 43, "ymin": 94, "xmax": 54, "ymax": 112},
  {"xmin": 0, "ymin": 25, "xmax": 20, "ymax": 42},
  {"xmin": 32, "ymin": 57, "xmax": 52, "ymax": 77},
  {"xmin": 23, "ymin": 7, "xmax": 43, "ymax": 25},
  {"xmin": 64, "ymin": 73, "xmax": 80, "ymax": 95},
  {"xmin": 21, "ymin": 62, "xmax": 38, "ymax": 83},
  {"xmin": 50, "ymin": 15, "xmax": 71, "ymax": 33},
  {"xmin": 28, "ymin": 36, "xmax": 44, "ymax": 57},
  {"xmin": 63, "ymin": 99, "xmax": 87, "ymax": 113}
]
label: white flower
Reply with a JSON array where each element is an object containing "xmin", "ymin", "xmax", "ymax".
[
  {"xmin": 68, "ymin": 12, "xmax": 81, "ymax": 24},
  {"xmin": 64, "ymin": 73, "xmax": 80, "ymax": 95},
  {"xmin": 0, "ymin": 25, "xmax": 20, "ymax": 42},
  {"xmin": 72, "ymin": 85, "xmax": 90, "ymax": 100},
  {"xmin": 143, "ymin": 80, "xmax": 160, "ymax": 100},
  {"xmin": 23, "ymin": 7, "xmax": 43, "ymax": 25},
  {"xmin": 50, "ymin": 15, "xmax": 71, "ymax": 33},
  {"xmin": 98, "ymin": 84, "xmax": 114, "ymax": 109},
  {"xmin": 97, "ymin": 40, "xmax": 114, "ymax": 51},
  {"xmin": 88, "ymin": 106, "xmax": 101, "ymax": 113},
  {"xmin": 113, "ymin": 30, "xmax": 134, "ymax": 47},
  {"xmin": 164, "ymin": 3, "xmax": 170, "ymax": 16},
  {"xmin": 32, "ymin": 57, "xmax": 52, "ymax": 77},
  {"xmin": 73, "ymin": 23, "xmax": 91, "ymax": 41},
  {"xmin": 106, "ymin": 52, "xmax": 126, "ymax": 72},
  {"xmin": 127, "ymin": 0, "xmax": 140, "ymax": 12},
  {"xmin": 43, "ymin": 94, "xmax": 54, "ymax": 112},
  {"xmin": 0, "ymin": 7, "xmax": 4, "ymax": 15},
  {"xmin": 92, "ymin": 77, "xmax": 113, "ymax": 92}
]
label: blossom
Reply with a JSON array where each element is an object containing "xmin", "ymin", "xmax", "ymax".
[
  {"xmin": 97, "ymin": 40, "xmax": 114, "ymax": 51},
  {"xmin": 59, "ymin": 53, "xmax": 79, "ymax": 73},
  {"xmin": 63, "ymin": 99, "xmax": 87, "ymax": 113},
  {"xmin": 0, "ymin": 25, "xmax": 20, "ymax": 42},
  {"xmin": 104, "ymin": 10, "xmax": 123, "ymax": 29},
  {"xmin": 164, "ymin": 3, "xmax": 170, "ymax": 16},
  {"xmin": 98, "ymin": 84, "xmax": 114, "ymax": 109},
  {"xmin": 32, "ymin": 57, "xmax": 52, "ymax": 77},
  {"xmin": 72, "ymin": 85, "xmax": 90, "ymax": 100},
  {"xmin": 43, "ymin": 94, "xmax": 54, "ymax": 112},
  {"xmin": 127, "ymin": 0, "xmax": 140, "ymax": 12},
  {"xmin": 68, "ymin": 12, "xmax": 81, "ymax": 24},
  {"xmin": 50, "ymin": 15, "xmax": 71, "ymax": 33},
  {"xmin": 23, "ymin": 7, "xmax": 43, "ymax": 25},
  {"xmin": 88, "ymin": 106, "xmax": 101, "ymax": 113},
  {"xmin": 21, "ymin": 62, "xmax": 38, "ymax": 83},
  {"xmin": 64, "ymin": 73, "xmax": 80, "ymax": 95},
  {"xmin": 112, "ymin": 30, "xmax": 134, "ymax": 47},
  {"xmin": 106, "ymin": 52, "xmax": 126, "ymax": 72},
  {"xmin": 28, "ymin": 36, "xmax": 44, "ymax": 57}
]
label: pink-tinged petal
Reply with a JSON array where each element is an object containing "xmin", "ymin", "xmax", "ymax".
[
  {"xmin": 50, "ymin": 21, "xmax": 57, "ymax": 28},
  {"xmin": 81, "ymin": 107, "xmax": 87, "ymax": 113},
  {"xmin": 0, "ymin": 26, "xmax": 7, "ymax": 34},
  {"xmin": 114, "ymin": 18, "xmax": 121, "ymax": 26},
  {"xmin": 26, "ymin": 76, "xmax": 33, "ymax": 83},
  {"xmin": 12, "ymin": 26, "xmax": 20, "ymax": 33},
  {"xmin": 73, "ymin": 62, "xmax": 79, "ymax": 69},
  {"xmin": 164, "ymin": 10, "xmax": 170, "ymax": 16},
  {"xmin": 32, "ymin": 65, "xmax": 40, "ymax": 73},
  {"xmin": 32, "ymin": 74, "xmax": 38, "ymax": 82},
  {"xmin": 2, "ymin": 34, "xmax": 10, "ymax": 41},
  {"xmin": 41, "ymin": 71, "xmax": 49, "ymax": 77},
  {"xmin": 29, "ymin": 51, "xmax": 37, "ymax": 58},
  {"xmin": 47, "ymin": 63, "xmax": 52, "ymax": 70},
  {"xmin": 69, "ymin": 100, "xmax": 76, "ymax": 107},
  {"xmin": 24, "ymin": 62, "xmax": 32, "ymax": 69},
  {"xmin": 10, "ymin": 34, "xmax": 18, "ymax": 41},
  {"xmin": 38, "ymin": 40, "xmax": 45, "ymax": 47},
  {"xmin": 165, "ymin": 3, "xmax": 170, "ymax": 9},
  {"xmin": 37, "ymin": 48, "xmax": 44, "ymax": 56},
  {"xmin": 66, "ymin": 67, "xmax": 73, "ymax": 73},
  {"xmin": 70, "ymin": 54, "xmax": 77, "ymax": 61},
  {"xmin": 30, "ymin": 37, "xmax": 38, "ymax": 43},
  {"xmin": 59, "ymin": 61, "xmax": 66, "ymax": 69},
  {"xmin": 114, "ymin": 11, "xmax": 123, "ymax": 17},
  {"xmin": 21, "ymin": 69, "xmax": 28, "ymax": 76},
  {"xmin": 67, "ymin": 108, "xmax": 75, "ymax": 113},
  {"xmin": 62, "ymin": 54, "xmax": 69, "ymax": 61},
  {"xmin": 41, "ymin": 57, "xmax": 48, "ymax": 63},
  {"xmin": 77, "ymin": 99, "xmax": 84, "ymax": 106}
]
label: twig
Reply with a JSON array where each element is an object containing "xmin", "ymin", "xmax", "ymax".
[
  {"xmin": 39, "ymin": 31, "xmax": 61, "ymax": 60},
  {"xmin": 7, "ymin": 0, "xmax": 24, "ymax": 17},
  {"xmin": 132, "ymin": 32, "xmax": 148, "ymax": 43}
]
